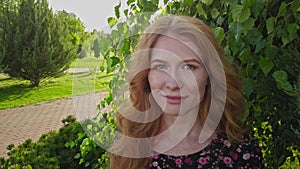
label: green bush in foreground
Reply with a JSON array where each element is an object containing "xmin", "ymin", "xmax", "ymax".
[{"xmin": 0, "ymin": 116, "xmax": 107, "ymax": 169}]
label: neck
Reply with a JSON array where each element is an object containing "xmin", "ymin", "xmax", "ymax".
[
  {"xmin": 153, "ymin": 109, "xmax": 216, "ymax": 155},
  {"xmin": 159, "ymin": 109, "xmax": 202, "ymax": 142}
]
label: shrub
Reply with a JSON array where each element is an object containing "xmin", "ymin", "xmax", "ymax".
[{"xmin": 0, "ymin": 116, "xmax": 106, "ymax": 168}]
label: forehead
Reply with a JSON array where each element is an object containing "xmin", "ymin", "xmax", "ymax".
[{"xmin": 150, "ymin": 35, "xmax": 201, "ymax": 61}]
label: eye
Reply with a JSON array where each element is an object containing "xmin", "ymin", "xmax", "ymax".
[
  {"xmin": 153, "ymin": 65, "xmax": 167, "ymax": 70},
  {"xmin": 182, "ymin": 64, "xmax": 195, "ymax": 70}
]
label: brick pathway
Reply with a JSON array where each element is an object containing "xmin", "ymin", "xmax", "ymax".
[{"xmin": 0, "ymin": 92, "xmax": 106, "ymax": 159}]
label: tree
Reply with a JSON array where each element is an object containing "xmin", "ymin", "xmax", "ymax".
[
  {"xmin": 0, "ymin": 0, "xmax": 78, "ymax": 86},
  {"xmin": 92, "ymin": 39, "xmax": 100, "ymax": 58}
]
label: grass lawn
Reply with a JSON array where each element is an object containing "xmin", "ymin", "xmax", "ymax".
[{"xmin": 0, "ymin": 57, "xmax": 112, "ymax": 110}]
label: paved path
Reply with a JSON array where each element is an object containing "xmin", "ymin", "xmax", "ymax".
[{"xmin": 0, "ymin": 92, "xmax": 107, "ymax": 159}]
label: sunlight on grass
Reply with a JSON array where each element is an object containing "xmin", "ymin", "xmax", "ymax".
[
  {"xmin": 0, "ymin": 56, "xmax": 112, "ymax": 110},
  {"xmin": 69, "ymin": 56, "xmax": 106, "ymax": 69},
  {"xmin": 0, "ymin": 72, "xmax": 112, "ymax": 110}
]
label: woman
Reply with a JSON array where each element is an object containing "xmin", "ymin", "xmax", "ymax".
[{"xmin": 109, "ymin": 15, "xmax": 264, "ymax": 169}]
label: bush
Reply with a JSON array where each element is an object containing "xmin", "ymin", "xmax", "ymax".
[{"xmin": 0, "ymin": 116, "xmax": 107, "ymax": 169}]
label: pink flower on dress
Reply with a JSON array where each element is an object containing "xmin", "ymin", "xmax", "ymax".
[
  {"xmin": 152, "ymin": 154, "xmax": 158, "ymax": 159},
  {"xmin": 175, "ymin": 158, "xmax": 182, "ymax": 167},
  {"xmin": 184, "ymin": 157, "xmax": 193, "ymax": 165},
  {"xmin": 236, "ymin": 147, "xmax": 241, "ymax": 152},
  {"xmin": 223, "ymin": 157, "xmax": 232, "ymax": 165},
  {"xmin": 243, "ymin": 153, "xmax": 251, "ymax": 160},
  {"xmin": 224, "ymin": 140, "xmax": 231, "ymax": 147},
  {"xmin": 198, "ymin": 157, "xmax": 208, "ymax": 165},
  {"xmin": 231, "ymin": 153, "xmax": 238, "ymax": 160},
  {"xmin": 152, "ymin": 161, "xmax": 158, "ymax": 167}
]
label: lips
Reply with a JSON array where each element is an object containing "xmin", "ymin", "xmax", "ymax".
[{"xmin": 165, "ymin": 95, "xmax": 185, "ymax": 104}]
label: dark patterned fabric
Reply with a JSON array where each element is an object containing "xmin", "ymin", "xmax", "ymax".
[{"xmin": 147, "ymin": 134, "xmax": 264, "ymax": 169}]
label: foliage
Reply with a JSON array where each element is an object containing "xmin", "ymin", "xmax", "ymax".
[
  {"xmin": 0, "ymin": 0, "xmax": 81, "ymax": 86},
  {"xmin": 77, "ymin": 44, "xmax": 87, "ymax": 59},
  {"xmin": 96, "ymin": 0, "xmax": 300, "ymax": 168},
  {"xmin": 55, "ymin": 10, "xmax": 90, "ymax": 60},
  {"xmin": 93, "ymin": 39, "xmax": 101, "ymax": 58},
  {"xmin": 0, "ymin": 116, "xmax": 106, "ymax": 168},
  {"xmin": 84, "ymin": 30, "xmax": 111, "ymax": 58}
]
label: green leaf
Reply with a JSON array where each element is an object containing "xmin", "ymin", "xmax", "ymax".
[
  {"xmin": 124, "ymin": 9, "xmax": 129, "ymax": 16},
  {"xmin": 114, "ymin": 3, "xmax": 121, "ymax": 19},
  {"xmin": 109, "ymin": 56, "xmax": 120, "ymax": 67},
  {"xmin": 99, "ymin": 38, "xmax": 111, "ymax": 57},
  {"xmin": 196, "ymin": 3, "xmax": 207, "ymax": 19},
  {"xmin": 277, "ymin": 2, "xmax": 287, "ymax": 18},
  {"xmin": 118, "ymin": 39, "xmax": 130, "ymax": 53},
  {"xmin": 127, "ymin": 0, "xmax": 135, "ymax": 5},
  {"xmin": 265, "ymin": 44, "xmax": 279, "ymax": 59},
  {"xmin": 183, "ymin": 0, "xmax": 193, "ymax": 6},
  {"xmin": 74, "ymin": 153, "xmax": 81, "ymax": 159},
  {"xmin": 106, "ymin": 56, "xmax": 120, "ymax": 73},
  {"xmin": 242, "ymin": 17, "xmax": 255, "ymax": 35},
  {"xmin": 100, "ymin": 65, "xmax": 105, "ymax": 72},
  {"xmin": 107, "ymin": 17, "xmax": 117, "ymax": 28},
  {"xmin": 238, "ymin": 48, "xmax": 250, "ymax": 64},
  {"xmin": 259, "ymin": 57, "xmax": 274, "ymax": 76},
  {"xmin": 84, "ymin": 162, "xmax": 90, "ymax": 167},
  {"xmin": 211, "ymin": 8, "xmax": 219, "ymax": 19},
  {"xmin": 229, "ymin": 21, "xmax": 243, "ymax": 40},
  {"xmin": 141, "ymin": 0, "xmax": 159, "ymax": 12},
  {"xmin": 291, "ymin": 0, "xmax": 300, "ymax": 12},
  {"xmin": 243, "ymin": 78, "xmax": 256, "ymax": 97},
  {"xmin": 287, "ymin": 23, "xmax": 299, "ymax": 40},
  {"xmin": 87, "ymin": 124, "xmax": 92, "ymax": 130},
  {"xmin": 105, "ymin": 92, "xmax": 113, "ymax": 105},
  {"xmin": 213, "ymin": 27, "xmax": 225, "ymax": 43},
  {"xmin": 202, "ymin": 0, "xmax": 213, "ymax": 6},
  {"xmin": 246, "ymin": 28, "xmax": 263, "ymax": 45},
  {"xmin": 272, "ymin": 70, "xmax": 293, "ymax": 92},
  {"xmin": 232, "ymin": 5, "xmax": 251, "ymax": 23},
  {"xmin": 266, "ymin": 17, "xmax": 275, "ymax": 34}
]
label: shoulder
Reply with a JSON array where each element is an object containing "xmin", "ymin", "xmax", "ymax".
[{"xmin": 211, "ymin": 133, "xmax": 264, "ymax": 168}]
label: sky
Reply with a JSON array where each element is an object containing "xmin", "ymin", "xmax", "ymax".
[{"xmin": 48, "ymin": 0, "xmax": 125, "ymax": 31}]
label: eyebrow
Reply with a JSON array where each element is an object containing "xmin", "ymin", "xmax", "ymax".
[
  {"xmin": 150, "ymin": 58, "xmax": 203, "ymax": 64},
  {"xmin": 150, "ymin": 59, "xmax": 166, "ymax": 63},
  {"xmin": 183, "ymin": 59, "xmax": 203, "ymax": 65}
]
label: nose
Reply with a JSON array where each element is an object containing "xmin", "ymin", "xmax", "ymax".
[{"xmin": 165, "ymin": 73, "xmax": 182, "ymax": 90}]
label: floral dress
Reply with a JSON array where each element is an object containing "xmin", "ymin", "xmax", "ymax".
[{"xmin": 147, "ymin": 134, "xmax": 264, "ymax": 169}]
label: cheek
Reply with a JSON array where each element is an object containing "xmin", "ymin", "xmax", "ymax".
[
  {"xmin": 197, "ymin": 77, "xmax": 208, "ymax": 98},
  {"xmin": 148, "ymin": 71, "xmax": 163, "ymax": 89}
]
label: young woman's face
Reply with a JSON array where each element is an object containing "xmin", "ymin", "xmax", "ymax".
[{"xmin": 148, "ymin": 35, "xmax": 208, "ymax": 116}]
